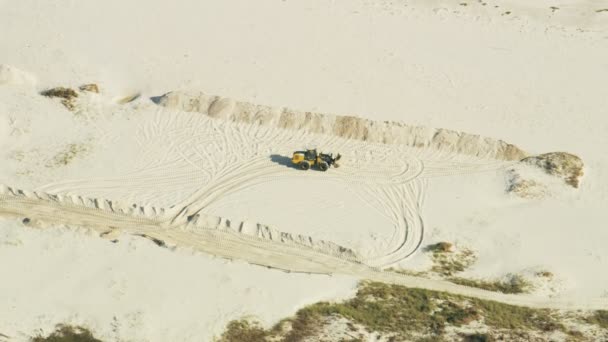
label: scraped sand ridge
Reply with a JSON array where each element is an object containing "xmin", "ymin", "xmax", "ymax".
[{"xmin": 153, "ymin": 91, "xmax": 528, "ymax": 161}]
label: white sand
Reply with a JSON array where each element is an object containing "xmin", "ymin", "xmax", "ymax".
[
  {"xmin": 1, "ymin": 0, "xmax": 608, "ymax": 340},
  {"xmin": 0, "ymin": 219, "xmax": 357, "ymax": 341}
]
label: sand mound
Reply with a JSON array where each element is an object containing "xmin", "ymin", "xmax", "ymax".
[
  {"xmin": 152, "ymin": 91, "xmax": 528, "ymax": 161},
  {"xmin": 0, "ymin": 64, "xmax": 37, "ymax": 87},
  {"xmin": 507, "ymin": 152, "xmax": 583, "ymax": 198},
  {"xmin": 522, "ymin": 152, "xmax": 584, "ymax": 188}
]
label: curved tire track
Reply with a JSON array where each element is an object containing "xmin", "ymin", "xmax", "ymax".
[
  {"xmin": 1, "ymin": 187, "xmax": 605, "ymax": 311},
  {"xmin": 35, "ymin": 112, "xmax": 518, "ymax": 270}
]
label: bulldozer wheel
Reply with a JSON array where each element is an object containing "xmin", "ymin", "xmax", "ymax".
[
  {"xmin": 299, "ymin": 161, "xmax": 310, "ymax": 170},
  {"xmin": 318, "ymin": 162, "xmax": 329, "ymax": 171}
]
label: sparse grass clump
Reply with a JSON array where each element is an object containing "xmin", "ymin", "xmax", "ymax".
[
  {"xmin": 425, "ymin": 242, "xmax": 477, "ymax": 277},
  {"xmin": 426, "ymin": 241, "xmax": 454, "ymax": 253},
  {"xmin": 388, "ymin": 242, "xmax": 477, "ymax": 279},
  {"xmin": 386, "ymin": 267, "xmax": 427, "ymax": 277},
  {"xmin": 40, "ymin": 87, "xmax": 79, "ymax": 111},
  {"xmin": 535, "ymin": 271, "xmax": 554, "ymax": 278},
  {"xmin": 79, "ymin": 84, "xmax": 99, "ymax": 93},
  {"xmin": 31, "ymin": 325, "xmax": 102, "ymax": 342},
  {"xmin": 46, "ymin": 143, "xmax": 89, "ymax": 168},
  {"xmin": 385, "ymin": 242, "xmax": 535, "ymax": 297},
  {"xmin": 449, "ymin": 274, "xmax": 533, "ymax": 294},
  {"xmin": 40, "ymin": 87, "xmax": 78, "ymax": 100}
]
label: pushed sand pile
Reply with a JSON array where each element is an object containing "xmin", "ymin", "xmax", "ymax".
[
  {"xmin": 0, "ymin": 184, "xmax": 360, "ymax": 263},
  {"xmin": 152, "ymin": 91, "xmax": 528, "ymax": 161}
]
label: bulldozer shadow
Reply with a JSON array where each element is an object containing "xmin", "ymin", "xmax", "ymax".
[{"xmin": 269, "ymin": 154, "xmax": 300, "ymax": 169}]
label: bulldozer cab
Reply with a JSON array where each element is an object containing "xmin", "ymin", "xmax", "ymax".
[{"xmin": 304, "ymin": 149, "xmax": 318, "ymax": 160}]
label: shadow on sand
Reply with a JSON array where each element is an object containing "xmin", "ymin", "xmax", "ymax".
[
  {"xmin": 150, "ymin": 95, "xmax": 164, "ymax": 104},
  {"xmin": 270, "ymin": 154, "xmax": 299, "ymax": 169}
]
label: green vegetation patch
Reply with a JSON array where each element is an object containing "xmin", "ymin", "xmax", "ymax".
[
  {"xmin": 469, "ymin": 297, "xmax": 562, "ymax": 332},
  {"xmin": 219, "ymin": 281, "xmax": 566, "ymax": 341},
  {"xmin": 449, "ymin": 274, "xmax": 533, "ymax": 294},
  {"xmin": 31, "ymin": 325, "xmax": 102, "ymax": 342},
  {"xmin": 218, "ymin": 321, "xmax": 269, "ymax": 342},
  {"xmin": 585, "ymin": 310, "xmax": 608, "ymax": 329}
]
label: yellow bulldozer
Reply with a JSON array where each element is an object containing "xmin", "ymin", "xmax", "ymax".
[{"xmin": 291, "ymin": 149, "xmax": 341, "ymax": 171}]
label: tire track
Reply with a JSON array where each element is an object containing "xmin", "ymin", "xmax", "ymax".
[
  {"xmin": 1, "ymin": 186, "xmax": 605, "ymax": 311},
  {"xmin": 35, "ymin": 112, "xmax": 521, "ymax": 269}
]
